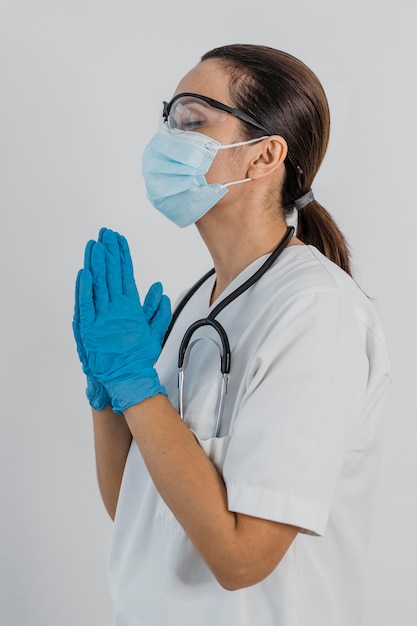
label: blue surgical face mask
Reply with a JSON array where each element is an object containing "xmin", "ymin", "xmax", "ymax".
[{"xmin": 141, "ymin": 124, "xmax": 267, "ymax": 227}]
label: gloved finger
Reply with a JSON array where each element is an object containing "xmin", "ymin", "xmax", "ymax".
[
  {"xmin": 118, "ymin": 234, "xmax": 140, "ymax": 305},
  {"xmin": 98, "ymin": 227, "xmax": 110, "ymax": 243},
  {"xmin": 100, "ymin": 229, "xmax": 123, "ymax": 300},
  {"xmin": 73, "ymin": 271, "xmax": 89, "ymax": 368},
  {"xmin": 78, "ymin": 269, "xmax": 96, "ymax": 327},
  {"xmin": 150, "ymin": 294, "xmax": 172, "ymax": 345},
  {"xmin": 143, "ymin": 282, "xmax": 163, "ymax": 323},
  {"xmin": 72, "ymin": 270, "xmax": 82, "ymax": 342},
  {"xmin": 73, "ymin": 269, "xmax": 81, "ymax": 326},
  {"xmin": 90, "ymin": 243, "xmax": 109, "ymax": 313},
  {"xmin": 83, "ymin": 240, "xmax": 96, "ymax": 272}
]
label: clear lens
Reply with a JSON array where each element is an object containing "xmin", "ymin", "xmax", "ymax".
[{"xmin": 168, "ymin": 96, "xmax": 227, "ymax": 131}]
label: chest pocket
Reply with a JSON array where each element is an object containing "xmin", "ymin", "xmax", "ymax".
[{"xmin": 155, "ymin": 433, "xmax": 232, "ymax": 533}]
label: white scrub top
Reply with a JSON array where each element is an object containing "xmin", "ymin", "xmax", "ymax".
[{"xmin": 108, "ymin": 245, "xmax": 390, "ymax": 626}]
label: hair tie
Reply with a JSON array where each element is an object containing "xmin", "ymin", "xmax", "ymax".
[{"xmin": 294, "ymin": 188, "xmax": 314, "ymax": 210}]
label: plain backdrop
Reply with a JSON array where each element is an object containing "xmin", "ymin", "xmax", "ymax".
[{"xmin": 1, "ymin": 1, "xmax": 415, "ymax": 624}]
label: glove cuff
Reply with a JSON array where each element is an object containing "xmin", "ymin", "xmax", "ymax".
[
  {"xmin": 105, "ymin": 368, "xmax": 167, "ymax": 413},
  {"xmin": 86, "ymin": 377, "xmax": 113, "ymax": 411}
]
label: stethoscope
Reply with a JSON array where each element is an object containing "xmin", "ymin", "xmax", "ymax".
[{"xmin": 162, "ymin": 225, "xmax": 295, "ymax": 437}]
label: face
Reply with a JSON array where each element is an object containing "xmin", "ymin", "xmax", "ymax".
[{"xmin": 171, "ymin": 59, "xmax": 258, "ymax": 188}]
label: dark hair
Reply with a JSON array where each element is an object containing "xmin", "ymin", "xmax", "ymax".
[{"xmin": 201, "ymin": 44, "xmax": 351, "ymax": 276}]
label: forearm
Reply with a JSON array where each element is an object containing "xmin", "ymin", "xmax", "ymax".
[
  {"xmin": 124, "ymin": 394, "xmax": 294, "ymax": 590},
  {"xmin": 92, "ymin": 406, "xmax": 132, "ymax": 519},
  {"xmin": 125, "ymin": 394, "xmax": 233, "ymax": 524}
]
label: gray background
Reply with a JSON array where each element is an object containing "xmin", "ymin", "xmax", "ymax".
[{"xmin": 1, "ymin": 1, "xmax": 415, "ymax": 624}]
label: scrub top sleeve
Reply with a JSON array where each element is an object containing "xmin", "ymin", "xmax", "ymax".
[{"xmin": 223, "ymin": 290, "xmax": 369, "ymax": 536}]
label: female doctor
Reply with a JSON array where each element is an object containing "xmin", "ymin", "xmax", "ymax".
[{"xmin": 73, "ymin": 44, "xmax": 391, "ymax": 625}]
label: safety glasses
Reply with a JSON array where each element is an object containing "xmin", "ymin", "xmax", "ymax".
[{"xmin": 162, "ymin": 92, "xmax": 269, "ymax": 133}]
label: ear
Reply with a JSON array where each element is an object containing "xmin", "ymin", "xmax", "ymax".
[{"xmin": 247, "ymin": 136, "xmax": 288, "ymax": 180}]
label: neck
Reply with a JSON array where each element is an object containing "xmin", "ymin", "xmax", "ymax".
[{"xmin": 196, "ymin": 205, "xmax": 295, "ymax": 303}]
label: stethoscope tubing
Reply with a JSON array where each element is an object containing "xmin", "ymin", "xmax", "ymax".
[
  {"xmin": 164, "ymin": 225, "xmax": 295, "ymax": 436},
  {"xmin": 163, "ymin": 225, "xmax": 295, "ymax": 350},
  {"xmin": 178, "ymin": 318, "xmax": 231, "ymax": 373}
]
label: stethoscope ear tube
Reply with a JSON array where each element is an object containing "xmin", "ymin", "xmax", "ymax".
[{"xmin": 178, "ymin": 318, "xmax": 231, "ymax": 374}]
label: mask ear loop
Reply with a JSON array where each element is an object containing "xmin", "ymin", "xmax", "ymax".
[
  {"xmin": 221, "ymin": 177, "xmax": 252, "ymax": 188},
  {"xmin": 217, "ymin": 135, "xmax": 269, "ymax": 188},
  {"xmin": 217, "ymin": 136, "xmax": 269, "ymax": 150}
]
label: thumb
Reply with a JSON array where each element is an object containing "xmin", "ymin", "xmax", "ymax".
[
  {"xmin": 150, "ymin": 294, "xmax": 172, "ymax": 345},
  {"xmin": 143, "ymin": 282, "xmax": 163, "ymax": 324}
]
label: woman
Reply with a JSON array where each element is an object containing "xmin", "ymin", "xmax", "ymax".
[{"xmin": 73, "ymin": 44, "xmax": 391, "ymax": 625}]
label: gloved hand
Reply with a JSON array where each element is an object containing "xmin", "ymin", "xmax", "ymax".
[
  {"xmin": 73, "ymin": 232, "xmax": 171, "ymax": 411},
  {"xmin": 73, "ymin": 229, "xmax": 171, "ymax": 411},
  {"xmin": 75, "ymin": 228, "xmax": 171, "ymax": 413},
  {"xmin": 73, "ymin": 274, "xmax": 170, "ymax": 411}
]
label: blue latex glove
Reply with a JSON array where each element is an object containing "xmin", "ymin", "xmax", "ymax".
[
  {"xmin": 76, "ymin": 228, "xmax": 171, "ymax": 413},
  {"xmin": 73, "ymin": 279, "xmax": 169, "ymax": 411},
  {"xmin": 73, "ymin": 230, "xmax": 171, "ymax": 411}
]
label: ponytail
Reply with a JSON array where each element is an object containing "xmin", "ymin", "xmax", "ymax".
[{"xmin": 296, "ymin": 200, "xmax": 352, "ymax": 276}]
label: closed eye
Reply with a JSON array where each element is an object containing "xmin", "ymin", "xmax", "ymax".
[{"xmin": 182, "ymin": 119, "xmax": 207, "ymax": 129}]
